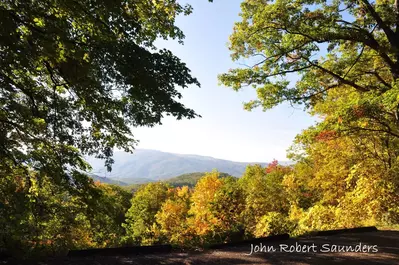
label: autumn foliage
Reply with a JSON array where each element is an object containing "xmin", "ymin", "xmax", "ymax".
[{"xmin": 3, "ymin": 0, "xmax": 399, "ymax": 259}]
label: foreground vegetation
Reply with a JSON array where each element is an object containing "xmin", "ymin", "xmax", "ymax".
[{"xmin": 1, "ymin": 159, "xmax": 398, "ymax": 258}]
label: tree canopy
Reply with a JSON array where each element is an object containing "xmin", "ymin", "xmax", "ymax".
[
  {"xmin": 218, "ymin": 0, "xmax": 399, "ymax": 236},
  {"xmin": 0, "ymin": 0, "xmax": 200, "ymax": 181},
  {"xmin": 219, "ymin": 0, "xmax": 399, "ymax": 140}
]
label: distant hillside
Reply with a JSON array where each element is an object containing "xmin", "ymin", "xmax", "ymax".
[
  {"xmin": 122, "ymin": 172, "xmax": 233, "ymax": 193},
  {"xmin": 88, "ymin": 174, "xmax": 153, "ymax": 186},
  {"xmin": 164, "ymin": 172, "xmax": 231, "ymax": 188},
  {"xmin": 88, "ymin": 174, "xmax": 128, "ymax": 186},
  {"xmin": 116, "ymin": 178, "xmax": 154, "ymax": 185},
  {"xmin": 85, "ymin": 149, "xmax": 274, "ymax": 181}
]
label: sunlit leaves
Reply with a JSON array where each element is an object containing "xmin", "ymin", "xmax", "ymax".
[
  {"xmin": 220, "ymin": 0, "xmax": 399, "ymax": 234},
  {"xmin": 0, "ymin": 170, "xmax": 131, "ymax": 257},
  {"xmin": 0, "ymin": 0, "xmax": 200, "ymax": 180},
  {"xmin": 219, "ymin": 0, "xmax": 399, "ymax": 120},
  {"xmin": 155, "ymin": 186, "xmax": 192, "ymax": 246},
  {"xmin": 254, "ymin": 212, "xmax": 295, "ymax": 237},
  {"xmin": 123, "ymin": 182, "xmax": 170, "ymax": 245}
]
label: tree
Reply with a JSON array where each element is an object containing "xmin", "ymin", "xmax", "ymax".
[
  {"xmin": 123, "ymin": 182, "xmax": 170, "ymax": 245},
  {"xmin": 0, "ymin": 169, "xmax": 132, "ymax": 257},
  {"xmin": 155, "ymin": 186, "xmax": 192, "ymax": 246},
  {"xmin": 219, "ymin": 0, "xmax": 399, "ymax": 141},
  {"xmin": 220, "ymin": 0, "xmax": 399, "ymax": 233},
  {"xmin": 187, "ymin": 171, "xmax": 224, "ymax": 245},
  {"xmin": 0, "ymin": 170, "xmax": 86, "ymax": 257},
  {"xmin": 291, "ymin": 131, "xmax": 399, "ymax": 226},
  {"xmin": 209, "ymin": 176, "xmax": 245, "ymax": 242},
  {"xmin": 254, "ymin": 212, "xmax": 295, "ymax": 237},
  {"xmin": 0, "ymin": 0, "xmax": 201, "ymax": 182},
  {"xmin": 82, "ymin": 182, "xmax": 132, "ymax": 248},
  {"xmin": 239, "ymin": 164, "xmax": 291, "ymax": 236}
]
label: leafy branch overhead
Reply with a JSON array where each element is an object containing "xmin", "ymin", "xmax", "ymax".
[
  {"xmin": 0, "ymin": 0, "xmax": 200, "ymax": 178},
  {"xmin": 219, "ymin": 0, "xmax": 399, "ymax": 120}
]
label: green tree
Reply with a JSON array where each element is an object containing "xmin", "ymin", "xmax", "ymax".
[
  {"xmin": 0, "ymin": 0, "xmax": 201, "ymax": 181},
  {"xmin": 83, "ymin": 182, "xmax": 132, "ymax": 248},
  {"xmin": 288, "ymin": 130, "xmax": 399, "ymax": 232},
  {"xmin": 0, "ymin": 1, "xmax": 208, "ymax": 256},
  {"xmin": 210, "ymin": 176, "xmax": 245, "ymax": 243},
  {"xmin": 220, "ymin": 0, "xmax": 399, "ymax": 234},
  {"xmin": 254, "ymin": 212, "xmax": 295, "ymax": 237},
  {"xmin": 219, "ymin": 0, "xmax": 399, "ymax": 142},
  {"xmin": 239, "ymin": 163, "xmax": 291, "ymax": 236},
  {"xmin": 0, "ymin": 170, "xmax": 131, "ymax": 257},
  {"xmin": 123, "ymin": 182, "xmax": 170, "ymax": 245}
]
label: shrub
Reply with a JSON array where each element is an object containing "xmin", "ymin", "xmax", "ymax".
[{"xmin": 254, "ymin": 212, "xmax": 295, "ymax": 237}]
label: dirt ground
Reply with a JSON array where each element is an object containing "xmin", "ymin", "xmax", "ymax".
[{"xmin": 3, "ymin": 230, "xmax": 399, "ymax": 265}]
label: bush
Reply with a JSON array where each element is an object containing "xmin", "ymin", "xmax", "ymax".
[
  {"xmin": 297, "ymin": 204, "xmax": 337, "ymax": 233},
  {"xmin": 254, "ymin": 212, "xmax": 295, "ymax": 237}
]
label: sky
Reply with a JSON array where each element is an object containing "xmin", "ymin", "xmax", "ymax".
[{"xmin": 132, "ymin": 0, "xmax": 318, "ymax": 163}]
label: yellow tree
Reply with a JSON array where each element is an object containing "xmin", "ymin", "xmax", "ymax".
[
  {"xmin": 187, "ymin": 171, "xmax": 224, "ymax": 245},
  {"xmin": 155, "ymin": 186, "xmax": 192, "ymax": 246},
  {"xmin": 239, "ymin": 163, "xmax": 291, "ymax": 236}
]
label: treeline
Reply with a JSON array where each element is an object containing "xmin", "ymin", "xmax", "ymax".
[
  {"xmin": 123, "ymin": 149, "xmax": 399, "ymax": 248},
  {"xmin": 2, "ymin": 154, "xmax": 398, "ymax": 258},
  {"xmin": 122, "ymin": 163, "xmax": 291, "ymax": 248},
  {"xmin": 122, "ymin": 172, "xmax": 231, "ymax": 193}
]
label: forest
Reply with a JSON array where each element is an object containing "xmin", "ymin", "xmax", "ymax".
[{"xmin": 1, "ymin": 0, "xmax": 399, "ymax": 260}]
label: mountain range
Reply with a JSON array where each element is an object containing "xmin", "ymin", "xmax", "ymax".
[{"xmin": 85, "ymin": 149, "xmax": 283, "ymax": 183}]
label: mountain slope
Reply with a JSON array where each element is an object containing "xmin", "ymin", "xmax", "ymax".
[
  {"xmin": 164, "ymin": 172, "xmax": 232, "ymax": 188},
  {"xmin": 88, "ymin": 174, "xmax": 129, "ymax": 186},
  {"xmin": 121, "ymin": 172, "xmax": 233, "ymax": 193},
  {"xmin": 85, "ymin": 149, "xmax": 272, "ymax": 181}
]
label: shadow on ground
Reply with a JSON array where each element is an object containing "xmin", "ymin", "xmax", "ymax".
[{"xmin": 3, "ymin": 230, "xmax": 399, "ymax": 265}]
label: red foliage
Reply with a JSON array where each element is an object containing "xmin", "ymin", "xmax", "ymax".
[
  {"xmin": 315, "ymin": 130, "xmax": 337, "ymax": 142},
  {"xmin": 266, "ymin": 159, "xmax": 279, "ymax": 173}
]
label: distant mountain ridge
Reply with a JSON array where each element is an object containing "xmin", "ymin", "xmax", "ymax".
[
  {"xmin": 88, "ymin": 174, "xmax": 129, "ymax": 186},
  {"xmin": 85, "ymin": 149, "xmax": 285, "ymax": 181}
]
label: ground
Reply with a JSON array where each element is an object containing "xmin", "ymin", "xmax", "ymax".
[{"xmin": 4, "ymin": 230, "xmax": 399, "ymax": 265}]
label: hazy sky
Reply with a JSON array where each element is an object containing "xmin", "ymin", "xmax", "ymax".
[{"xmin": 132, "ymin": 0, "xmax": 317, "ymax": 162}]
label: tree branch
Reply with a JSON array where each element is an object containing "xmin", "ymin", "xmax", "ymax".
[
  {"xmin": 364, "ymin": 71, "xmax": 392, "ymax": 90},
  {"xmin": 343, "ymin": 44, "xmax": 365, "ymax": 79},
  {"xmin": 361, "ymin": 0, "xmax": 397, "ymax": 47},
  {"xmin": 295, "ymin": 55, "xmax": 370, "ymax": 92}
]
